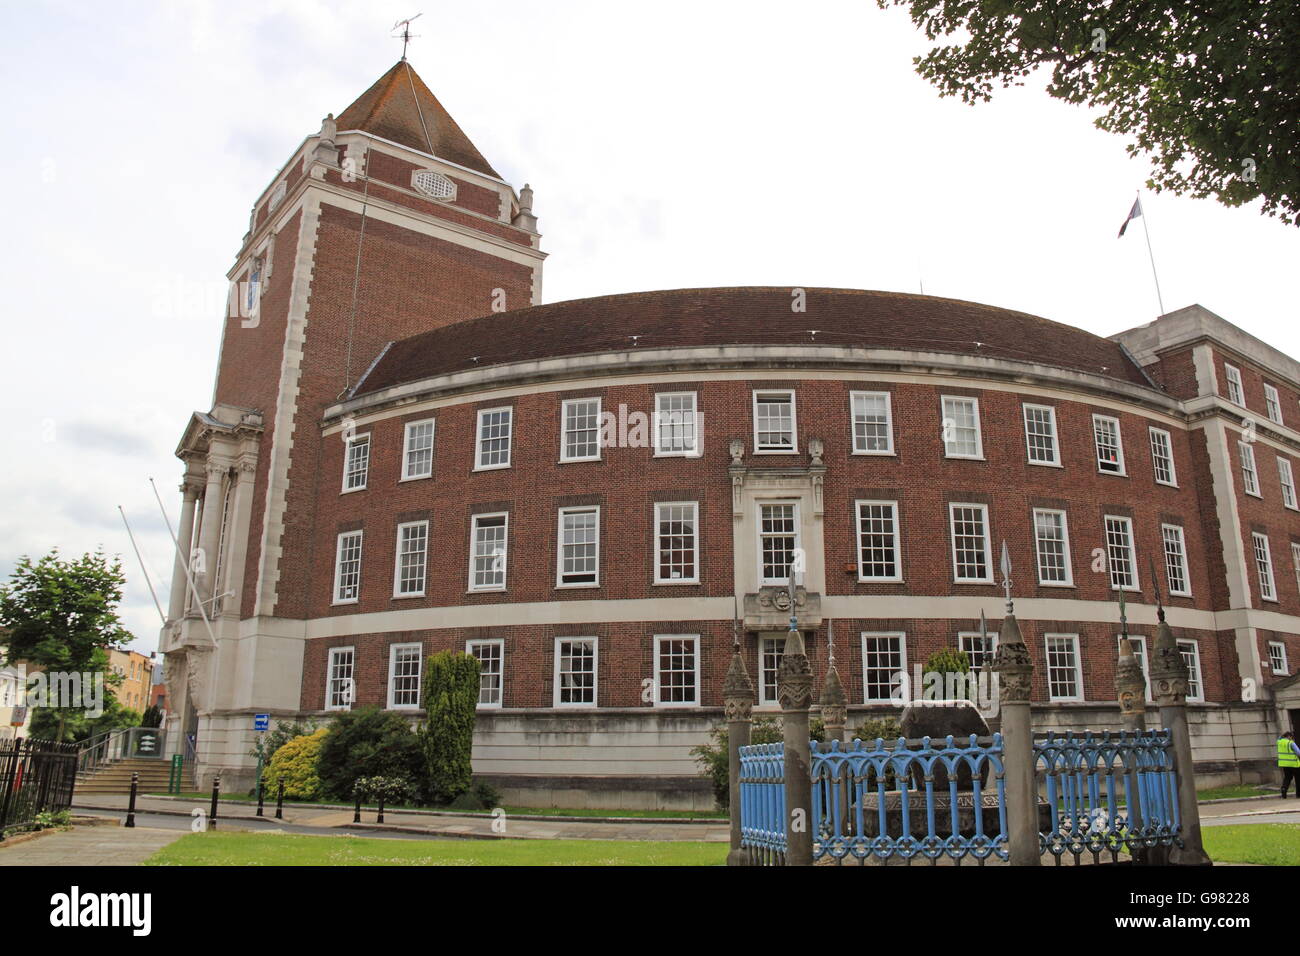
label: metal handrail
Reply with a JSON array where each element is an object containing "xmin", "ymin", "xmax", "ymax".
[{"xmin": 76, "ymin": 727, "xmax": 169, "ymax": 774}]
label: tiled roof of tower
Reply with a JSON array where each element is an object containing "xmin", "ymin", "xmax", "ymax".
[
  {"xmin": 336, "ymin": 60, "xmax": 500, "ymax": 179},
  {"xmin": 353, "ymin": 288, "xmax": 1152, "ymax": 396}
]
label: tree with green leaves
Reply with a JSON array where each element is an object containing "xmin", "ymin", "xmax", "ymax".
[
  {"xmin": 877, "ymin": 0, "xmax": 1299, "ymax": 223},
  {"xmin": 0, "ymin": 549, "xmax": 133, "ymax": 740},
  {"xmin": 422, "ymin": 651, "xmax": 481, "ymax": 804}
]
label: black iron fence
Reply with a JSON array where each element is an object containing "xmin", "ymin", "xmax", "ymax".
[{"xmin": 0, "ymin": 738, "xmax": 79, "ymax": 837}]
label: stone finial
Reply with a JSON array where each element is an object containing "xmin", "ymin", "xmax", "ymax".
[
  {"xmin": 723, "ymin": 642, "xmax": 754, "ymax": 722},
  {"xmin": 777, "ymin": 624, "xmax": 813, "ymax": 711},
  {"xmin": 819, "ymin": 659, "xmax": 847, "ymax": 735},
  {"xmin": 729, "ymin": 438, "xmax": 744, "ymax": 465},
  {"xmin": 512, "ymin": 182, "xmax": 539, "ymax": 232},
  {"xmin": 319, "ymin": 113, "xmax": 337, "ymax": 145},
  {"xmin": 1116, "ymin": 637, "xmax": 1147, "ymax": 725},
  {"xmin": 1149, "ymin": 617, "xmax": 1188, "ymax": 706},
  {"xmin": 992, "ymin": 611, "xmax": 1033, "ymax": 703}
]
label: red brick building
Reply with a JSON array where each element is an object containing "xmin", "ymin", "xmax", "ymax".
[{"xmin": 161, "ymin": 60, "xmax": 1300, "ymax": 807}]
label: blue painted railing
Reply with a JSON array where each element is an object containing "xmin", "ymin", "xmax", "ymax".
[
  {"xmin": 738, "ymin": 742, "xmax": 787, "ymax": 864},
  {"xmin": 1034, "ymin": 730, "xmax": 1180, "ymax": 864},
  {"xmin": 810, "ymin": 735, "xmax": 1008, "ymax": 865}
]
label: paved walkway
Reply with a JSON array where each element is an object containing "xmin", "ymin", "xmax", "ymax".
[
  {"xmin": 0, "ymin": 826, "xmax": 184, "ymax": 866},
  {"xmin": 73, "ymin": 794, "xmax": 730, "ymax": 843},
  {"xmin": 1200, "ymin": 796, "xmax": 1300, "ymax": 826}
]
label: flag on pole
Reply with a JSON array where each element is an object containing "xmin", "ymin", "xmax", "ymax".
[{"xmin": 1117, "ymin": 197, "xmax": 1142, "ymax": 238}]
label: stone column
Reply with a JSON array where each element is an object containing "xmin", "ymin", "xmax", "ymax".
[
  {"xmin": 820, "ymin": 620, "xmax": 847, "ymax": 744},
  {"xmin": 1150, "ymin": 615, "xmax": 1212, "ymax": 866},
  {"xmin": 1116, "ymin": 637, "xmax": 1148, "ymax": 733},
  {"xmin": 992, "ymin": 610, "xmax": 1040, "ymax": 866},
  {"xmin": 167, "ymin": 479, "xmax": 202, "ymax": 620},
  {"xmin": 194, "ymin": 460, "xmax": 228, "ymax": 609},
  {"xmin": 219, "ymin": 458, "xmax": 258, "ymax": 620},
  {"xmin": 778, "ymin": 625, "xmax": 814, "ymax": 866},
  {"xmin": 723, "ymin": 638, "xmax": 754, "ymax": 867}
]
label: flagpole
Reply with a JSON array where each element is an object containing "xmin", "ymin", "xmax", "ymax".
[{"xmin": 1137, "ymin": 191, "xmax": 1166, "ymax": 316}]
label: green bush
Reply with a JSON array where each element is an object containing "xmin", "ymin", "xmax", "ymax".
[
  {"xmin": 854, "ymin": 715, "xmax": 903, "ymax": 742},
  {"xmin": 140, "ymin": 705, "xmax": 163, "ymax": 729},
  {"xmin": 253, "ymin": 717, "xmax": 321, "ymax": 794},
  {"xmin": 691, "ymin": 716, "xmax": 827, "ymax": 811},
  {"xmin": 354, "ymin": 775, "xmax": 412, "ymax": 805},
  {"xmin": 317, "ymin": 708, "xmax": 424, "ymax": 802},
  {"xmin": 422, "ymin": 651, "xmax": 481, "ymax": 804},
  {"xmin": 263, "ymin": 728, "xmax": 328, "ymax": 800}
]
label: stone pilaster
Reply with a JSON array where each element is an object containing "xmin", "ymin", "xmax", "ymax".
[
  {"xmin": 723, "ymin": 640, "xmax": 754, "ymax": 867},
  {"xmin": 992, "ymin": 611, "xmax": 1040, "ymax": 866},
  {"xmin": 1150, "ymin": 617, "xmax": 1212, "ymax": 866},
  {"xmin": 1115, "ymin": 637, "xmax": 1148, "ymax": 732},
  {"xmin": 778, "ymin": 626, "xmax": 814, "ymax": 866}
]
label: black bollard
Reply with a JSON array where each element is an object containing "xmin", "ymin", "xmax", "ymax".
[
  {"xmin": 209, "ymin": 774, "xmax": 220, "ymax": 831},
  {"xmin": 275, "ymin": 778, "xmax": 284, "ymax": 820},
  {"xmin": 353, "ymin": 789, "xmax": 362, "ymax": 824},
  {"xmin": 377, "ymin": 798, "xmax": 384, "ymax": 825},
  {"xmin": 125, "ymin": 772, "xmax": 139, "ymax": 828},
  {"xmin": 256, "ymin": 781, "xmax": 265, "ymax": 817}
]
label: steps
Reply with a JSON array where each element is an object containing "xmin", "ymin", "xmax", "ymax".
[{"xmin": 75, "ymin": 757, "xmax": 183, "ymax": 794}]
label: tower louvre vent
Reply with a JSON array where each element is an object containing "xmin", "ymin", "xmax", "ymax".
[{"xmin": 412, "ymin": 170, "xmax": 456, "ymax": 200}]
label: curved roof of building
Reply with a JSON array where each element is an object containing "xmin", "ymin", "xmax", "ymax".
[{"xmin": 353, "ymin": 287, "xmax": 1150, "ymax": 397}]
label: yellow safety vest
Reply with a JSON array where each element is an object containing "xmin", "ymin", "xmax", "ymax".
[{"xmin": 1279, "ymin": 738, "xmax": 1300, "ymax": 768}]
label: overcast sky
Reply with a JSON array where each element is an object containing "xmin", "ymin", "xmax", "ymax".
[{"xmin": 2, "ymin": 0, "xmax": 1297, "ymax": 652}]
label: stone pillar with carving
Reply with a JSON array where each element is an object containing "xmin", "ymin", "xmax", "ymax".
[
  {"xmin": 194, "ymin": 460, "xmax": 228, "ymax": 609},
  {"xmin": 779, "ymin": 621, "xmax": 814, "ymax": 866},
  {"xmin": 819, "ymin": 621, "xmax": 847, "ymax": 744},
  {"xmin": 1150, "ymin": 612, "xmax": 1212, "ymax": 865},
  {"xmin": 724, "ymin": 631, "xmax": 755, "ymax": 867},
  {"xmin": 990, "ymin": 542, "xmax": 1040, "ymax": 866},
  {"xmin": 1116, "ymin": 638, "xmax": 1148, "ymax": 733},
  {"xmin": 167, "ymin": 477, "xmax": 203, "ymax": 621}
]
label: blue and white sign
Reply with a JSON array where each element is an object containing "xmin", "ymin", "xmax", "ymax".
[{"xmin": 254, "ymin": 713, "xmax": 270, "ymax": 732}]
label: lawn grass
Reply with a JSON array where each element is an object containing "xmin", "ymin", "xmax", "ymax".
[
  {"xmin": 1202, "ymin": 824, "xmax": 1300, "ymax": 866},
  {"xmin": 1197, "ymin": 784, "xmax": 1274, "ymax": 801},
  {"xmin": 144, "ymin": 832, "xmax": 727, "ymax": 866},
  {"xmin": 145, "ymin": 793, "xmax": 723, "ymax": 819}
]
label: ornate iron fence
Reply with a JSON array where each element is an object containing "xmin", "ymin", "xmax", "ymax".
[
  {"xmin": 1034, "ymin": 730, "xmax": 1180, "ymax": 865},
  {"xmin": 738, "ymin": 742, "xmax": 787, "ymax": 865},
  {"xmin": 0, "ymin": 738, "xmax": 79, "ymax": 837}
]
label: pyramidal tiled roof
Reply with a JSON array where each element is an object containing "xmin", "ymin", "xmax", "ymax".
[{"xmin": 336, "ymin": 60, "xmax": 500, "ymax": 179}]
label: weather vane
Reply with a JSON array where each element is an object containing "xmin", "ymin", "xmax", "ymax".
[
  {"xmin": 392, "ymin": 13, "xmax": 423, "ymax": 60},
  {"xmin": 1117, "ymin": 581, "xmax": 1129, "ymax": 638},
  {"xmin": 999, "ymin": 540, "xmax": 1013, "ymax": 614}
]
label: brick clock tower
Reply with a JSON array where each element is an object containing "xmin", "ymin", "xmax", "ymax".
[{"xmin": 162, "ymin": 61, "xmax": 544, "ymax": 786}]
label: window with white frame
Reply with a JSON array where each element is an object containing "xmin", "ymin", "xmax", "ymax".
[
  {"xmin": 759, "ymin": 636, "xmax": 784, "ymax": 706},
  {"xmin": 1161, "ymin": 524, "xmax": 1191, "ymax": 596},
  {"xmin": 402, "ymin": 420, "xmax": 435, "ymax": 480},
  {"xmin": 856, "ymin": 500, "xmax": 901, "ymax": 581},
  {"xmin": 561, "ymin": 398, "xmax": 602, "ymax": 462},
  {"xmin": 959, "ymin": 632, "xmax": 998, "ymax": 672},
  {"xmin": 342, "ymin": 434, "xmax": 370, "ymax": 491},
  {"xmin": 655, "ymin": 501, "xmax": 699, "ymax": 583},
  {"xmin": 654, "ymin": 392, "xmax": 699, "ymax": 456},
  {"xmin": 1279, "ymin": 457, "xmax": 1297, "ymax": 510},
  {"xmin": 469, "ymin": 514, "xmax": 508, "ymax": 591},
  {"xmin": 1118, "ymin": 635, "xmax": 1153, "ymax": 702},
  {"xmin": 941, "ymin": 396, "xmax": 983, "ymax": 459},
  {"xmin": 475, "ymin": 407, "xmax": 512, "ymax": 470},
  {"xmin": 1104, "ymin": 515, "xmax": 1138, "ymax": 590},
  {"xmin": 851, "ymin": 391, "xmax": 894, "ymax": 455},
  {"xmin": 1270, "ymin": 641, "xmax": 1289, "ymax": 676},
  {"xmin": 1264, "ymin": 383, "xmax": 1284, "ymax": 424},
  {"xmin": 753, "ymin": 391, "xmax": 796, "ymax": 452},
  {"xmin": 1022, "ymin": 404, "xmax": 1060, "ymax": 465},
  {"xmin": 557, "ymin": 506, "xmax": 600, "ymax": 587},
  {"xmin": 1240, "ymin": 440, "xmax": 1260, "ymax": 496},
  {"xmin": 654, "ymin": 635, "xmax": 699, "ymax": 706},
  {"xmin": 1224, "ymin": 363, "xmax": 1245, "ymax": 406},
  {"xmin": 1032, "ymin": 509, "xmax": 1073, "ymax": 586},
  {"xmin": 1179, "ymin": 640, "xmax": 1203, "ymax": 701},
  {"xmin": 326, "ymin": 647, "xmax": 355, "ymax": 711},
  {"xmin": 387, "ymin": 643, "xmax": 422, "ymax": 709},
  {"xmin": 1093, "ymin": 415, "xmax": 1125, "ymax": 475},
  {"xmin": 861, "ymin": 632, "xmax": 906, "ymax": 702},
  {"xmin": 393, "ymin": 520, "xmax": 429, "ymax": 597},
  {"xmin": 949, "ymin": 503, "xmax": 992, "ymax": 582},
  {"xmin": 554, "ymin": 637, "xmax": 597, "ymax": 707},
  {"xmin": 333, "ymin": 531, "xmax": 363, "ymax": 604},
  {"xmin": 1253, "ymin": 531, "xmax": 1277, "ymax": 601},
  {"xmin": 759, "ymin": 502, "xmax": 800, "ymax": 584},
  {"xmin": 1149, "ymin": 427, "xmax": 1177, "ymax": 486},
  {"xmin": 467, "ymin": 639, "xmax": 503, "ymax": 707},
  {"xmin": 1045, "ymin": 634, "xmax": 1083, "ymax": 701}
]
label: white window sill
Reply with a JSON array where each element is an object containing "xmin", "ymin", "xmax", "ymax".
[
  {"xmin": 1097, "ymin": 469, "xmax": 1128, "ymax": 477},
  {"xmin": 399, "ymin": 474, "xmax": 432, "ymax": 483},
  {"xmin": 392, "ymin": 592, "xmax": 425, "ymax": 600},
  {"xmin": 1244, "ymin": 490, "xmax": 1263, "ymax": 499},
  {"xmin": 652, "ymin": 701, "xmax": 700, "ymax": 710},
  {"xmin": 754, "ymin": 448, "xmax": 798, "ymax": 455},
  {"xmin": 340, "ymin": 485, "xmax": 367, "ymax": 494},
  {"xmin": 653, "ymin": 579, "xmax": 701, "ymax": 586},
  {"xmin": 954, "ymin": 578, "xmax": 995, "ymax": 585},
  {"xmin": 944, "ymin": 454, "xmax": 986, "ymax": 462},
  {"xmin": 858, "ymin": 576, "xmax": 904, "ymax": 584},
  {"xmin": 653, "ymin": 450, "xmax": 703, "ymax": 459},
  {"xmin": 1169, "ymin": 590, "xmax": 1193, "ymax": 599},
  {"xmin": 467, "ymin": 586, "xmax": 506, "ymax": 594},
  {"xmin": 552, "ymin": 703, "xmax": 598, "ymax": 710},
  {"xmin": 558, "ymin": 456, "xmax": 602, "ymax": 464},
  {"xmin": 475, "ymin": 702, "xmax": 503, "ymax": 710},
  {"xmin": 1110, "ymin": 585, "xmax": 1142, "ymax": 593},
  {"xmin": 556, "ymin": 582, "xmax": 599, "ymax": 590},
  {"xmin": 473, "ymin": 463, "xmax": 511, "ymax": 472},
  {"xmin": 1155, "ymin": 480, "xmax": 1179, "ymax": 489},
  {"xmin": 332, "ymin": 598, "xmax": 359, "ymax": 606},
  {"xmin": 1027, "ymin": 459, "xmax": 1063, "ymax": 468},
  {"xmin": 1037, "ymin": 580, "xmax": 1076, "ymax": 588},
  {"xmin": 851, "ymin": 449, "xmax": 896, "ymax": 457}
]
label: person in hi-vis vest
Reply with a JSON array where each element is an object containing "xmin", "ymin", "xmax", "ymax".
[{"xmin": 1279, "ymin": 731, "xmax": 1300, "ymax": 798}]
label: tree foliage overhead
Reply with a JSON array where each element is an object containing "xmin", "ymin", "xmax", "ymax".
[{"xmin": 877, "ymin": 0, "xmax": 1299, "ymax": 223}]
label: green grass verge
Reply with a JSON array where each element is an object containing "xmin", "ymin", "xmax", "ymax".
[
  {"xmin": 144, "ymin": 832, "xmax": 726, "ymax": 866},
  {"xmin": 1202, "ymin": 824, "xmax": 1300, "ymax": 866},
  {"xmin": 145, "ymin": 793, "xmax": 723, "ymax": 819},
  {"xmin": 1197, "ymin": 785, "xmax": 1274, "ymax": 801}
]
